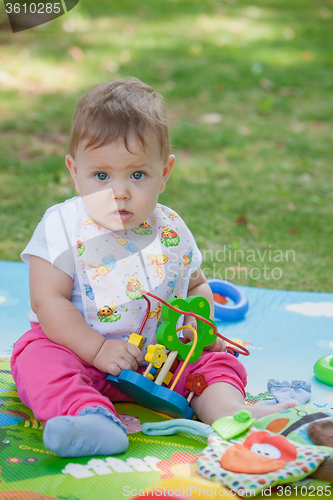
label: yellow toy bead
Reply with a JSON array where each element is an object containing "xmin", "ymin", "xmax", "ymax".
[
  {"xmin": 145, "ymin": 344, "xmax": 167, "ymax": 368},
  {"xmin": 163, "ymin": 371, "xmax": 173, "ymax": 386},
  {"xmin": 128, "ymin": 333, "xmax": 145, "ymax": 350}
]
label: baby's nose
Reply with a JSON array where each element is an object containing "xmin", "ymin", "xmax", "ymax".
[{"xmin": 112, "ymin": 181, "xmax": 129, "ymax": 199}]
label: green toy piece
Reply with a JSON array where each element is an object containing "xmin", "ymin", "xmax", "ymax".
[
  {"xmin": 314, "ymin": 355, "xmax": 333, "ymax": 386},
  {"xmin": 156, "ymin": 296, "xmax": 217, "ymax": 362},
  {"xmin": 212, "ymin": 410, "xmax": 256, "ymax": 440}
]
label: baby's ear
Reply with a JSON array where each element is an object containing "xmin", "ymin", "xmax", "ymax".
[
  {"xmin": 160, "ymin": 155, "xmax": 175, "ymax": 193},
  {"xmin": 65, "ymin": 155, "xmax": 80, "ymax": 193}
]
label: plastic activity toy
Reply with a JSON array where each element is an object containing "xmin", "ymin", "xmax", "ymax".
[
  {"xmin": 185, "ymin": 373, "xmax": 207, "ymax": 403},
  {"xmin": 212, "ymin": 410, "xmax": 256, "ymax": 440},
  {"xmin": 208, "ymin": 279, "xmax": 249, "ymax": 321},
  {"xmin": 107, "ymin": 287, "xmax": 250, "ymax": 419},
  {"xmin": 314, "ymin": 355, "xmax": 333, "ymax": 386}
]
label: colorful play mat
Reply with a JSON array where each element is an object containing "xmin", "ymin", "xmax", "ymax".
[{"xmin": 0, "ymin": 260, "xmax": 333, "ymax": 499}]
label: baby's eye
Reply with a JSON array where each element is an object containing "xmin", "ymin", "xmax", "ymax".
[
  {"xmin": 95, "ymin": 173, "xmax": 109, "ymax": 181},
  {"xmin": 131, "ymin": 171, "xmax": 145, "ymax": 180}
]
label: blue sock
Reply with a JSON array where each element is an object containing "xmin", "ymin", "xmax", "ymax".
[
  {"xmin": 267, "ymin": 379, "xmax": 311, "ymax": 406},
  {"xmin": 43, "ymin": 406, "xmax": 128, "ymax": 458}
]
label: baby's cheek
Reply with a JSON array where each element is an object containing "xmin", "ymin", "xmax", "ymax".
[
  {"xmin": 82, "ymin": 189, "xmax": 118, "ymax": 219},
  {"xmin": 83, "ymin": 189, "xmax": 111, "ymax": 206}
]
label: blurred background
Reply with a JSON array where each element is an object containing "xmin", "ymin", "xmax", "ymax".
[{"xmin": 0, "ymin": 0, "xmax": 332, "ymax": 291}]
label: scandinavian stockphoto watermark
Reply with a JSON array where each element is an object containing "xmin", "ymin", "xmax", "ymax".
[
  {"xmin": 201, "ymin": 245, "xmax": 296, "ymax": 282},
  {"xmin": 4, "ymin": 0, "xmax": 79, "ymax": 32}
]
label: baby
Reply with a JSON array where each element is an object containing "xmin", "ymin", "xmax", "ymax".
[{"xmin": 11, "ymin": 78, "xmax": 296, "ymax": 458}]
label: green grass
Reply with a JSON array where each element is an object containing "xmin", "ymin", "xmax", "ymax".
[{"xmin": 0, "ymin": 0, "xmax": 332, "ymax": 291}]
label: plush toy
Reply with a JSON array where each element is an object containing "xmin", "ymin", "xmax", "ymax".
[
  {"xmin": 307, "ymin": 419, "xmax": 333, "ymax": 447},
  {"xmin": 197, "ymin": 429, "xmax": 329, "ymax": 496}
]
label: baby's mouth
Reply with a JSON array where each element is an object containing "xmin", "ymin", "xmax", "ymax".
[{"xmin": 111, "ymin": 210, "xmax": 133, "ymax": 222}]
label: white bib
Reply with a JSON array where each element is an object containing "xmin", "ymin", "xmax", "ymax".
[{"xmin": 74, "ymin": 204, "xmax": 201, "ymax": 352}]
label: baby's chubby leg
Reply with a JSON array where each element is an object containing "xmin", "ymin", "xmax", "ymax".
[
  {"xmin": 170, "ymin": 350, "xmax": 296, "ymax": 424},
  {"xmin": 11, "ymin": 327, "xmax": 129, "ymax": 458},
  {"xmin": 191, "ymin": 382, "xmax": 297, "ymax": 425}
]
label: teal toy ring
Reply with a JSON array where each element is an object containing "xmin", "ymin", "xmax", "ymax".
[{"xmin": 314, "ymin": 355, "xmax": 333, "ymax": 386}]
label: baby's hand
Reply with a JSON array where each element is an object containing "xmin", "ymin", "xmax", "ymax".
[
  {"xmin": 182, "ymin": 317, "xmax": 198, "ymax": 343},
  {"xmin": 93, "ymin": 339, "xmax": 144, "ymax": 376},
  {"xmin": 203, "ymin": 336, "xmax": 227, "ymax": 353},
  {"xmin": 183, "ymin": 317, "xmax": 226, "ymax": 353}
]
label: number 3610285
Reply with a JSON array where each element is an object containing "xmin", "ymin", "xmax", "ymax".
[
  {"xmin": 5, "ymin": 3, "xmax": 61, "ymax": 14},
  {"xmin": 276, "ymin": 485, "xmax": 332, "ymax": 496}
]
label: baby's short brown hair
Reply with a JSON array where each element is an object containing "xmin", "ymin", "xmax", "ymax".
[{"xmin": 68, "ymin": 78, "xmax": 170, "ymax": 162}]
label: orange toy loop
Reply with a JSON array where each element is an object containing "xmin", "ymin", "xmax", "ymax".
[{"xmin": 140, "ymin": 290, "xmax": 250, "ymax": 357}]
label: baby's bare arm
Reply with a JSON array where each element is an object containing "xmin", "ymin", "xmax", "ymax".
[{"xmin": 29, "ymin": 256, "xmax": 143, "ymax": 374}]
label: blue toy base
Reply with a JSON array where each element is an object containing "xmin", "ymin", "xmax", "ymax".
[{"xmin": 107, "ymin": 370, "xmax": 194, "ymax": 419}]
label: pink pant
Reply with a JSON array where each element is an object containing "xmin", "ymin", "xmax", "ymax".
[{"xmin": 11, "ymin": 324, "xmax": 247, "ymax": 423}]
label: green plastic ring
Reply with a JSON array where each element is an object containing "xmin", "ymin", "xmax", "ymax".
[{"xmin": 314, "ymin": 355, "xmax": 333, "ymax": 386}]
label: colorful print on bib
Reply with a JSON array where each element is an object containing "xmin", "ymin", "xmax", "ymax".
[
  {"xmin": 131, "ymin": 221, "xmax": 153, "ymax": 235},
  {"xmin": 110, "ymin": 233, "xmax": 140, "ymax": 252},
  {"xmin": 124, "ymin": 273, "xmax": 146, "ymax": 301},
  {"xmin": 77, "ymin": 238, "xmax": 85, "ymax": 256},
  {"xmin": 183, "ymin": 249, "xmax": 193, "ymax": 266},
  {"xmin": 97, "ymin": 304, "xmax": 121, "ymax": 323},
  {"xmin": 147, "ymin": 254, "xmax": 169, "ymax": 279},
  {"xmin": 160, "ymin": 226, "xmax": 180, "ymax": 247},
  {"xmin": 83, "ymin": 218, "xmax": 108, "ymax": 232}
]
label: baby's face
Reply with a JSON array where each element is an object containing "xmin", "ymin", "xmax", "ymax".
[{"xmin": 66, "ymin": 132, "xmax": 174, "ymax": 231}]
